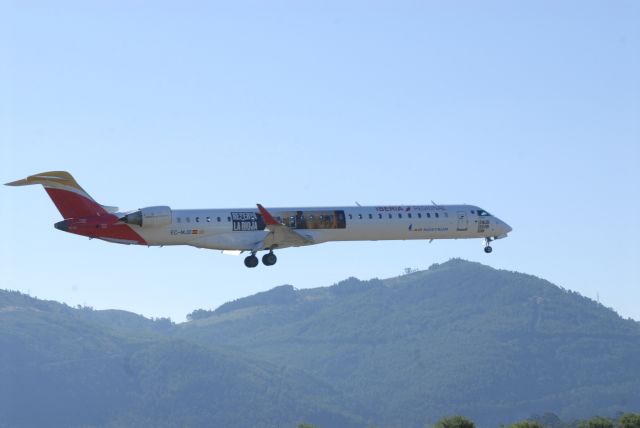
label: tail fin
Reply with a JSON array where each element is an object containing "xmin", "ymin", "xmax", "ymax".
[{"xmin": 5, "ymin": 171, "xmax": 118, "ymax": 219}]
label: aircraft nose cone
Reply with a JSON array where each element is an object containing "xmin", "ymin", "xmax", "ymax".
[
  {"xmin": 504, "ymin": 223, "xmax": 513, "ymax": 234},
  {"xmin": 54, "ymin": 220, "xmax": 69, "ymax": 232}
]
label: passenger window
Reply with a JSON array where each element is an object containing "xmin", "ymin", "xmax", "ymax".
[
  {"xmin": 358, "ymin": 214, "xmax": 363, "ymax": 219},
  {"xmin": 435, "ymin": 213, "xmax": 439, "ymax": 218},
  {"xmin": 418, "ymin": 213, "xmax": 422, "ymax": 218},
  {"xmin": 195, "ymin": 217, "xmax": 200, "ymax": 223},
  {"xmin": 348, "ymin": 214, "xmax": 353, "ymax": 220},
  {"xmin": 427, "ymin": 213, "xmax": 431, "ymax": 218},
  {"xmin": 177, "ymin": 217, "xmax": 182, "ymax": 223},
  {"xmin": 398, "ymin": 213, "xmax": 402, "ymax": 219},
  {"xmin": 388, "ymin": 213, "xmax": 392, "ymax": 219},
  {"xmin": 206, "ymin": 216, "xmax": 211, "ymax": 222},
  {"xmin": 378, "ymin": 214, "xmax": 383, "ymax": 219},
  {"xmin": 227, "ymin": 216, "xmax": 231, "ymax": 222},
  {"xmin": 217, "ymin": 217, "xmax": 221, "ymax": 222},
  {"xmin": 368, "ymin": 214, "xmax": 373, "ymax": 219},
  {"xmin": 408, "ymin": 213, "xmax": 412, "ymax": 219},
  {"xmin": 471, "ymin": 210, "xmax": 475, "ymax": 214}
]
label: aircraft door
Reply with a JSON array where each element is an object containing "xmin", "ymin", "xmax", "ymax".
[{"xmin": 456, "ymin": 211, "xmax": 468, "ymax": 231}]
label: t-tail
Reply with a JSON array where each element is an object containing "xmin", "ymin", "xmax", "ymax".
[
  {"xmin": 5, "ymin": 171, "xmax": 118, "ymax": 219},
  {"xmin": 4, "ymin": 171, "xmax": 145, "ymax": 244}
]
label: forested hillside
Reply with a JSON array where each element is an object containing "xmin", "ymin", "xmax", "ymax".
[
  {"xmin": 2, "ymin": 259, "xmax": 639, "ymax": 427},
  {"xmin": 179, "ymin": 259, "xmax": 640, "ymax": 427},
  {"xmin": 0, "ymin": 291, "xmax": 360, "ymax": 428}
]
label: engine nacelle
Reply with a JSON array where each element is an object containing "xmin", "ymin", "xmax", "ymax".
[{"xmin": 122, "ymin": 206, "xmax": 172, "ymax": 228}]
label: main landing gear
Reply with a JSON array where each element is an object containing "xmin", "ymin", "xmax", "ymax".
[
  {"xmin": 244, "ymin": 251, "xmax": 277, "ymax": 268},
  {"xmin": 244, "ymin": 253, "xmax": 259, "ymax": 268},
  {"xmin": 262, "ymin": 251, "xmax": 277, "ymax": 266},
  {"xmin": 484, "ymin": 237, "xmax": 493, "ymax": 254}
]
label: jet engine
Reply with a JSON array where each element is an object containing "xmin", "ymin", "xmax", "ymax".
[{"xmin": 121, "ymin": 206, "xmax": 172, "ymax": 227}]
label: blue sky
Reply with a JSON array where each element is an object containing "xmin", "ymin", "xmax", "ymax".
[{"xmin": 2, "ymin": 1, "xmax": 639, "ymax": 322}]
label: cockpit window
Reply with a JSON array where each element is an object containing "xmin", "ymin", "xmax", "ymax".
[{"xmin": 477, "ymin": 209, "xmax": 491, "ymax": 217}]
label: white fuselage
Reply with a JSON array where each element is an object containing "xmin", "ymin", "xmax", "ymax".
[{"xmin": 129, "ymin": 204, "xmax": 511, "ymax": 252}]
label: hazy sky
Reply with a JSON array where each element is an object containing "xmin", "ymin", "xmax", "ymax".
[{"xmin": 2, "ymin": 1, "xmax": 639, "ymax": 322}]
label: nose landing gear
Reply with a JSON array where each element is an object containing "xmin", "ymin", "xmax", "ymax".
[{"xmin": 484, "ymin": 237, "xmax": 493, "ymax": 254}]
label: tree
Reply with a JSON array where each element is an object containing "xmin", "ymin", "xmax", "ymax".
[
  {"xmin": 508, "ymin": 421, "xmax": 546, "ymax": 428},
  {"xmin": 432, "ymin": 415, "xmax": 475, "ymax": 428},
  {"xmin": 186, "ymin": 308, "xmax": 215, "ymax": 321},
  {"xmin": 531, "ymin": 412, "xmax": 563, "ymax": 428},
  {"xmin": 579, "ymin": 416, "xmax": 614, "ymax": 428},
  {"xmin": 618, "ymin": 413, "xmax": 640, "ymax": 428}
]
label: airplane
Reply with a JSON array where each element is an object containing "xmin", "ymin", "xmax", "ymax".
[{"xmin": 6, "ymin": 171, "xmax": 512, "ymax": 268}]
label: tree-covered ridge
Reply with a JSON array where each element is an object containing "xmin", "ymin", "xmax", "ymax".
[
  {"xmin": 430, "ymin": 413, "xmax": 640, "ymax": 428},
  {"xmin": 2, "ymin": 259, "xmax": 639, "ymax": 427},
  {"xmin": 0, "ymin": 290, "xmax": 361, "ymax": 428},
  {"xmin": 179, "ymin": 259, "xmax": 640, "ymax": 427}
]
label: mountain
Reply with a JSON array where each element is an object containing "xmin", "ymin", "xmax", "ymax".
[
  {"xmin": 0, "ymin": 291, "xmax": 361, "ymax": 428},
  {"xmin": 177, "ymin": 259, "xmax": 640, "ymax": 427},
  {"xmin": 2, "ymin": 259, "xmax": 639, "ymax": 427}
]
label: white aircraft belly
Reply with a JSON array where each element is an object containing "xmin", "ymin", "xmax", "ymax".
[
  {"xmin": 137, "ymin": 222, "xmax": 478, "ymax": 250},
  {"xmin": 188, "ymin": 231, "xmax": 269, "ymax": 251}
]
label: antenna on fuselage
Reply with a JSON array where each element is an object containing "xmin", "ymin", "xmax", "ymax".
[
  {"xmin": 431, "ymin": 200, "xmax": 439, "ymax": 206},
  {"xmin": 355, "ymin": 201, "xmax": 362, "ymax": 207}
]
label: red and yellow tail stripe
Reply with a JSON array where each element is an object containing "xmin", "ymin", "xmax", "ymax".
[
  {"xmin": 6, "ymin": 171, "xmax": 147, "ymax": 245},
  {"xmin": 6, "ymin": 171, "xmax": 107, "ymax": 219}
]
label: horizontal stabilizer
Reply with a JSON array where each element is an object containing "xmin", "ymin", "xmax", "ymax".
[{"xmin": 5, "ymin": 171, "xmax": 89, "ymax": 193}]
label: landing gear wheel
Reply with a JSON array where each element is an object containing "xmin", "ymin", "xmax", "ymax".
[
  {"xmin": 484, "ymin": 237, "xmax": 494, "ymax": 254},
  {"xmin": 244, "ymin": 254, "xmax": 259, "ymax": 268},
  {"xmin": 262, "ymin": 251, "xmax": 277, "ymax": 266}
]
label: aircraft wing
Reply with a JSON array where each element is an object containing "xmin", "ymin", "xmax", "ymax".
[{"xmin": 256, "ymin": 204, "xmax": 315, "ymax": 250}]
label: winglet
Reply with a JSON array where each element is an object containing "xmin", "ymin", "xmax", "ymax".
[{"xmin": 256, "ymin": 204, "xmax": 280, "ymax": 226}]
